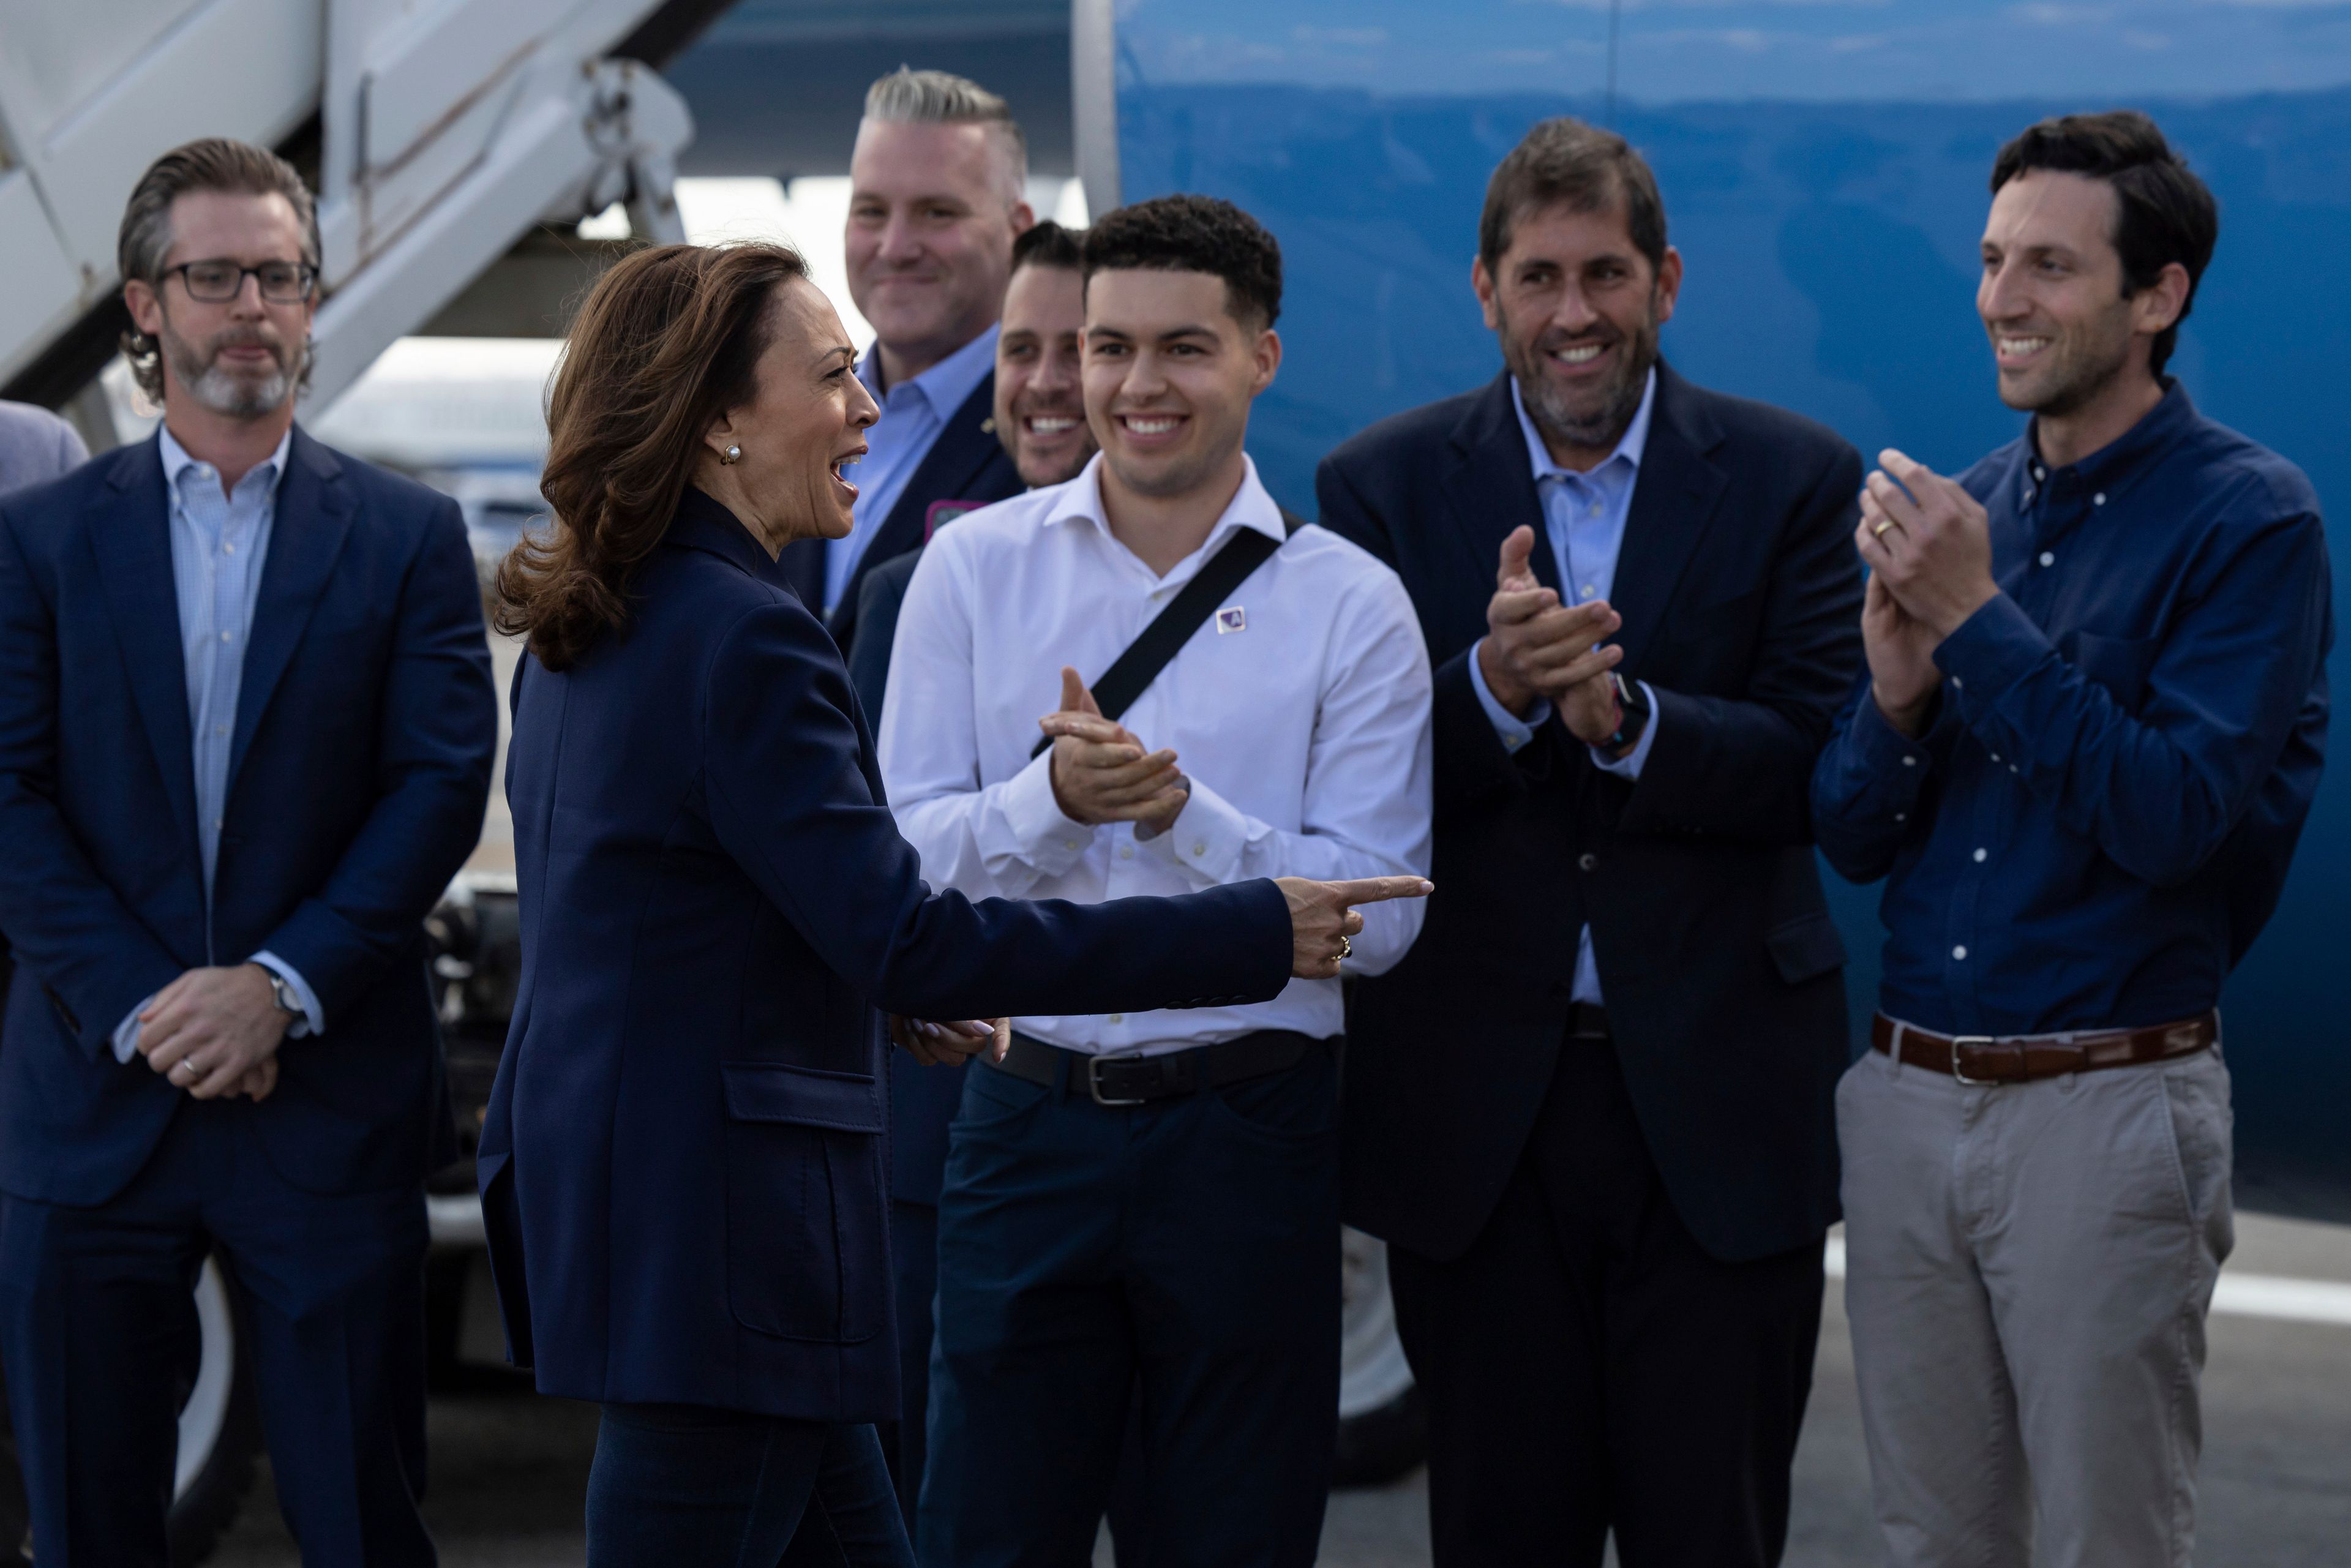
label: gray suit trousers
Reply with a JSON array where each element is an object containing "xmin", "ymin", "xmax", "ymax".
[{"xmin": 1838, "ymin": 1030, "xmax": 2233, "ymax": 1568}]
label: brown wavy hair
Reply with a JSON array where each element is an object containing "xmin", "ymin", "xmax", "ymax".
[{"xmin": 495, "ymin": 242, "xmax": 809, "ymax": 670}]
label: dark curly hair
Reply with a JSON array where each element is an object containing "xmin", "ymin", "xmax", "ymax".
[
  {"xmin": 1991, "ymin": 110, "xmax": 2217, "ymax": 378},
  {"xmin": 495, "ymin": 242, "xmax": 808, "ymax": 671},
  {"xmin": 1081, "ymin": 195, "xmax": 1281, "ymax": 330}
]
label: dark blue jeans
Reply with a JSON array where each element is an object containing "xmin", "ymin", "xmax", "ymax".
[
  {"xmin": 919, "ymin": 1042, "xmax": 1340, "ymax": 1568},
  {"xmin": 585, "ymin": 1405, "xmax": 912, "ymax": 1568}
]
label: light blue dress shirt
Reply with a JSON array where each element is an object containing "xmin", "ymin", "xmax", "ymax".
[
  {"xmin": 111, "ymin": 426, "xmax": 324, "ymax": 1063},
  {"xmin": 1466, "ymin": 368, "xmax": 1660, "ymax": 1005},
  {"xmin": 823, "ymin": 323, "xmax": 1000, "ymax": 613}
]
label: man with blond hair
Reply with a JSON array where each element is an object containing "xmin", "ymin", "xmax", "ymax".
[{"xmin": 777, "ymin": 67, "xmax": 1028, "ymax": 656}]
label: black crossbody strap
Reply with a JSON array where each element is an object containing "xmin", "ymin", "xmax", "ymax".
[{"xmin": 1030, "ymin": 514, "xmax": 1299, "ymax": 758}]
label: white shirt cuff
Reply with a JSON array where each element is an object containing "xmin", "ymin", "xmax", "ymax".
[
  {"xmin": 112, "ymin": 998, "xmax": 152, "ymax": 1063},
  {"xmin": 1467, "ymin": 639, "xmax": 1552, "ymax": 755},
  {"xmin": 1144, "ymin": 775, "xmax": 1251, "ymax": 887},
  {"xmin": 995, "ymin": 749, "xmax": 1097, "ymax": 871},
  {"xmin": 251, "ymin": 951, "xmax": 324, "ymax": 1038},
  {"xmin": 1589, "ymin": 681, "xmax": 1661, "ymax": 779}
]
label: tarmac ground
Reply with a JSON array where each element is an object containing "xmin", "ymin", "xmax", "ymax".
[{"xmin": 212, "ymin": 1214, "xmax": 2351, "ymax": 1567}]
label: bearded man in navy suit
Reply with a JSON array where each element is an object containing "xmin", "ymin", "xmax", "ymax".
[
  {"xmin": 1318, "ymin": 118, "xmax": 1864, "ymax": 1567},
  {"xmin": 0, "ymin": 139, "xmax": 495, "ymax": 1566}
]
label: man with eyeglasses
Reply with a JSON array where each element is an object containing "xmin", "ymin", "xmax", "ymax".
[{"xmin": 0, "ymin": 139, "xmax": 496, "ymax": 1564}]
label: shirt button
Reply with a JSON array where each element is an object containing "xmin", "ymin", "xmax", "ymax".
[
  {"xmin": 220, "ymin": 631, "xmax": 232, "ymax": 642},
  {"xmin": 1118, "ymin": 844, "xmax": 1134, "ymax": 860},
  {"xmin": 1107, "ymin": 1015, "xmax": 1123, "ymax": 1026},
  {"xmin": 215, "ymin": 724, "xmax": 228, "ymax": 737},
  {"xmin": 1581, "ymin": 585, "xmax": 1596, "ymax": 599},
  {"xmin": 2038, "ymin": 551, "xmax": 2055, "ymax": 567},
  {"xmin": 1973, "ymin": 847, "xmax": 1987, "ymax": 862},
  {"xmin": 1577, "ymin": 852, "xmax": 1596, "ymax": 871},
  {"xmin": 2033, "ymin": 465, "xmax": 2046, "ymax": 481},
  {"xmin": 1949, "ymin": 677, "xmax": 1963, "ymax": 691},
  {"xmin": 1894, "ymin": 812, "xmax": 1907, "ymax": 822},
  {"xmin": 1902, "ymin": 755, "xmax": 1918, "ymax": 768},
  {"xmin": 1952, "ymin": 945, "xmax": 1968, "ymax": 961},
  {"xmin": 1063, "ymin": 839, "xmax": 1080, "ymax": 850},
  {"xmin": 1191, "ymin": 843, "xmax": 1205, "ymax": 857},
  {"xmin": 1989, "ymin": 751, "xmax": 2000, "ymax": 762},
  {"xmin": 2093, "ymin": 492, "xmax": 2106, "ymax": 506},
  {"xmin": 222, "ymin": 542, "xmax": 234, "ymax": 555}
]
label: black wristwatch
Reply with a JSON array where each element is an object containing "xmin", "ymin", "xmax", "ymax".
[{"xmin": 1600, "ymin": 672, "xmax": 1650, "ymax": 757}]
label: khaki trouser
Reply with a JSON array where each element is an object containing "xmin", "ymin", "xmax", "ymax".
[{"xmin": 1837, "ymin": 1028, "xmax": 2234, "ymax": 1568}]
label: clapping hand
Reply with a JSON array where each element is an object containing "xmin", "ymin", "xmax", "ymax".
[
  {"xmin": 1037, "ymin": 667, "xmax": 1188, "ymax": 836},
  {"xmin": 890, "ymin": 1015, "xmax": 1010, "ymax": 1067},
  {"xmin": 1476, "ymin": 527, "xmax": 1622, "ymax": 721},
  {"xmin": 1855, "ymin": 449, "xmax": 1997, "ymax": 736}
]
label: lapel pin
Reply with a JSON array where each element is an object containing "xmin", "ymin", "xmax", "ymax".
[
  {"xmin": 1215, "ymin": 607, "xmax": 1247, "ymax": 634},
  {"xmin": 980, "ymin": 418, "xmax": 996, "ymax": 435}
]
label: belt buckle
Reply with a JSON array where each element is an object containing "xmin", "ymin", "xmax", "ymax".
[
  {"xmin": 1949, "ymin": 1035, "xmax": 2001, "ymax": 1087},
  {"xmin": 1085, "ymin": 1051, "xmax": 1152, "ymax": 1108}
]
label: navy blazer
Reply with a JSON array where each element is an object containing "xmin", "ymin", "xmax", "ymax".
[
  {"xmin": 1317, "ymin": 364, "xmax": 1864, "ymax": 1264},
  {"xmin": 776, "ymin": 369, "xmax": 1021, "ymax": 659},
  {"xmin": 478, "ymin": 489, "xmax": 1291, "ymax": 1421},
  {"xmin": 0, "ymin": 428, "xmax": 497, "ymax": 1205}
]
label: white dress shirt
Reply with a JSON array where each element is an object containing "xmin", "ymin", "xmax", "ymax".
[
  {"xmin": 1465, "ymin": 370, "xmax": 1661, "ymax": 1007},
  {"xmin": 880, "ymin": 454, "xmax": 1433, "ymax": 1056},
  {"xmin": 112, "ymin": 426, "xmax": 324, "ymax": 1062},
  {"xmin": 824, "ymin": 324, "xmax": 1000, "ymax": 613}
]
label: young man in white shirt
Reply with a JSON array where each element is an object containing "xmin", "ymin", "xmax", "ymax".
[{"xmin": 880, "ymin": 195, "xmax": 1433, "ymax": 1567}]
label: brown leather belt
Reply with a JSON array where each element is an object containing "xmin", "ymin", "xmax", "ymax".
[
  {"xmin": 986, "ymin": 1029, "xmax": 1324, "ymax": 1107},
  {"xmin": 1871, "ymin": 1011, "xmax": 2216, "ymax": 1086}
]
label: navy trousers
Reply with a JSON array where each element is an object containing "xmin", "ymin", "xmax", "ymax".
[
  {"xmin": 883, "ymin": 1196, "xmax": 937, "ymax": 1523},
  {"xmin": 585, "ymin": 1406, "xmax": 912, "ymax": 1567},
  {"xmin": 919, "ymin": 1041, "xmax": 1340, "ymax": 1568},
  {"xmin": 0, "ymin": 1098, "xmax": 433, "ymax": 1567}
]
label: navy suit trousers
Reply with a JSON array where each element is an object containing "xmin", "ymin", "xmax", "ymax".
[
  {"xmin": 919, "ymin": 1042, "xmax": 1340, "ymax": 1568},
  {"xmin": 0, "ymin": 1100, "xmax": 432, "ymax": 1567}
]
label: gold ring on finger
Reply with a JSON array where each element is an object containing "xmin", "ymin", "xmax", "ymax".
[{"xmin": 1872, "ymin": 519, "xmax": 1896, "ymax": 538}]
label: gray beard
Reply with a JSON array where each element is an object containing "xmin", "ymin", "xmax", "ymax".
[
  {"xmin": 166, "ymin": 331, "xmax": 301, "ymax": 419},
  {"xmin": 1520, "ymin": 362, "xmax": 1649, "ymax": 452}
]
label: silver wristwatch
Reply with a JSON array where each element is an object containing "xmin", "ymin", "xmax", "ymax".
[{"xmin": 255, "ymin": 965, "xmax": 301, "ymax": 1018}]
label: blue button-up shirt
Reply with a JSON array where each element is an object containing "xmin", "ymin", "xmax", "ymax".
[
  {"xmin": 823, "ymin": 324, "xmax": 999, "ymax": 613},
  {"xmin": 1467, "ymin": 369, "xmax": 1660, "ymax": 1004},
  {"xmin": 1813, "ymin": 383, "xmax": 2331, "ymax": 1035},
  {"xmin": 112, "ymin": 426, "xmax": 324, "ymax": 1061}
]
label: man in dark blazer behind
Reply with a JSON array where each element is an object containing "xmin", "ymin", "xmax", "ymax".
[
  {"xmin": 0, "ymin": 141, "xmax": 494, "ymax": 1565},
  {"xmin": 1317, "ymin": 119, "xmax": 1862, "ymax": 1566},
  {"xmin": 773, "ymin": 67, "xmax": 1026, "ymax": 658}
]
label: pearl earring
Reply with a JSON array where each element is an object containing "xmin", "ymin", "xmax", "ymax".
[{"xmin": 720, "ymin": 443, "xmax": 742, "ymax": 465}]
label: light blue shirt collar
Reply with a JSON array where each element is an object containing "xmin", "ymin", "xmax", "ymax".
[
  {"xmin": 1509, "ymin": 366, "xmax": 1656, "ymax": 488},
  {"xmin": 157, "ymin": 421, "xmax": 294, "ymax": 501},
  {"xmin": 857, "ymin": 321, "xmax": 1000, "ymax": 421}
]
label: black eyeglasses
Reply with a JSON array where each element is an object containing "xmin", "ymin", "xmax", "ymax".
[{"xmin": 161, "ymin": 259, "xmax": 318, "ymax": 304}]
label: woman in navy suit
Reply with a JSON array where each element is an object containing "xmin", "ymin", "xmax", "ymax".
[{"xmin": 474, "ymin": 242, "xmax": 1425, "ymax": 1566}]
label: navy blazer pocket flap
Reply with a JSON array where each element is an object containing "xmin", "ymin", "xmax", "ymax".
[
  {"xmin": 721, "ymin": 1062, "xmax": 883, "ymax": 1133},
  {"xmin": 1766, "ymin": 913, "xmax": 1847, "ymax": 985}
]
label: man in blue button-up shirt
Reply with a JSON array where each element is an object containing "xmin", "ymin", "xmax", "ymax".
[{"xmin": 1814, "ymin": 111, "xmax": 2330, "ymax": 1567}]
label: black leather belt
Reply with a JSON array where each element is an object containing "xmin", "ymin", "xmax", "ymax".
[{"xmin": 985, "ymin": 1029, "xmax": 1325, "ymax": 1107}]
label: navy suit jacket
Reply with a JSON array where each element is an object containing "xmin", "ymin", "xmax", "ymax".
[
  {"xmin": 784, "ymin": 367, "xmax": 1021, "ymax": 1210},
  {"xmin": 0, "ymin": 428, "xmax": 497, "ymax": 1205},
  {"xmin": 478, "ymin": 489, "xmax": 1291, "ymax": 1421},
  {"xmin": 776, "ymin": 369, "xmax": 1021, "ymax": 661},
  {"xmin": 1317, "ymin": 364, "xmax": 1864, "ymax": 1264}
]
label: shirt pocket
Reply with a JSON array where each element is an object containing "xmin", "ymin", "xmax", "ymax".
[
  {"xmin": 2072, "ymin": 632, "xmax": 2158, "ymax": 713},
  {"xmin": 719, "ymin": 1061, "xmax": 887, "ymax": 1344}
]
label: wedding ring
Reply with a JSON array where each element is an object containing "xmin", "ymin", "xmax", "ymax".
[
  {"xmin": 174, "ymin": 1059, "xmax": 194, "ymax": 1078},
  {"xmin": 1337, "ymin": 935, "xmax": 1353, "ymax": 961},
  {"xmin": 1872, "ymin": 519, "xmax": 1895, "ymax": 538}
]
